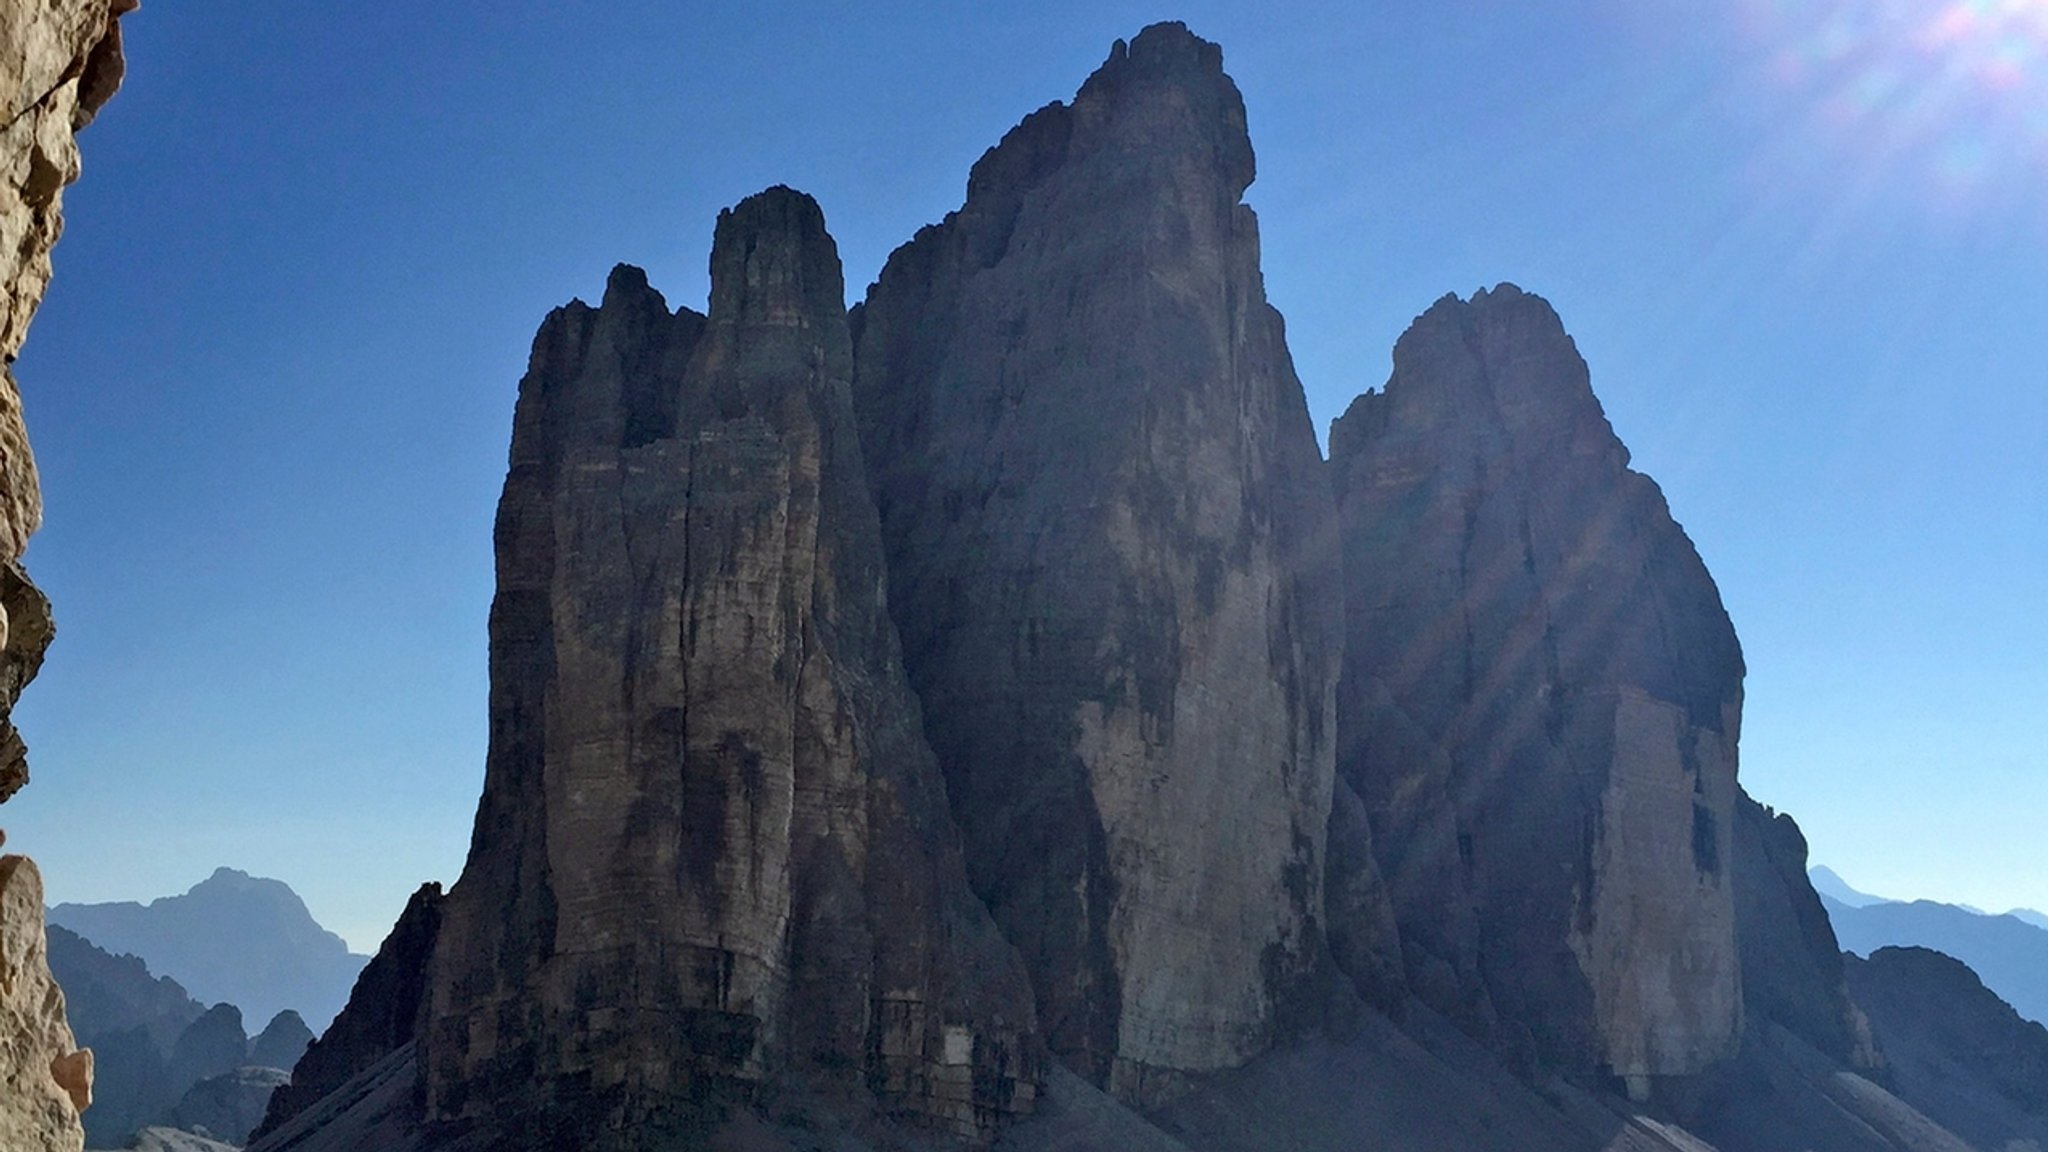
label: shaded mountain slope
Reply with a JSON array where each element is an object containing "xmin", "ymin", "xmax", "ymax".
[
  {"xmin": 1328, "ymin": 284, "xmax": 1744, "ymax": 1084},
  {"xmin": 1825, "ymin": 895, "xmax": 2048, "ymax": 1026},
  {"xmin": 1846, "ymin": 946, "xmax": 2048, "ymax": 1150}
]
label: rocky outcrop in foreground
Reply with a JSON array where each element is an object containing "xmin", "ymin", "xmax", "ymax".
[
  {"xmin": 1, "ymin": 856, "xmax": 91, "ymax": 1152},
  {"xmin": 855, "ymin": 22, "xmax": 1367, "ymax": 1104},
  {"xmin": 0, "ymin": 3, "xmax": 130, "ymax": 1148},
  {"xmin": 0, "ymin": 0, "xmax": 129, "ymax": 803},
  {"xmin": 417, "ymin": 187, "xmax": 1039, "ymax": 1147}
]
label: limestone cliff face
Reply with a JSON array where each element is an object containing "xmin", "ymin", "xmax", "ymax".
[
  {"xmin": 1, "ymin": 856, "xmax": 91, "ymax": 1152},
  {"xmin": 420, "ymin": 188, "xmax": 1039, "ymax": 1145},
  {"xmin": 0, "ymin": 0, "xmax": 127, "ymax": 804},
  {"xmin": 852, "ymin": 22, "xmax": 1360, "ymax": 1103},
  {"xmin": 0, "ymin": 3, "xmax": 129, "ymax": 1148},
  {"xmin": 1330, "ymin": 285, "xmax": 1745, "ymax": 1086}
]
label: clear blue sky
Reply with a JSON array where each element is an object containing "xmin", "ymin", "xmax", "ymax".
[{"xmin": 3, "ymin": 1, "xmax": 2041, "ymax": 952}]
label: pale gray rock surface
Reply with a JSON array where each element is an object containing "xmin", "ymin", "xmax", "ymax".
[
  {"xmin": 418, "ymin": 187, "xmax": 1039, "ymax": 1148},
  {"xmin": 1329, "ymin": 285, "xmax": 1745, "ymax": 1084},
  {"xmin": 853, "ymin": 21, "xmax": 1364, "ymax": 1104}
]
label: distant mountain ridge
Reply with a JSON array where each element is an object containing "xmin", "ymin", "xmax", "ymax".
[
  {"xmin": 1810, "ymin": 865, "xmax": 1892, "ymax": 908},
  {"xmin": 47, "ymin": 923, "xmax": 312, "ymax": 1148},
  {"xmin": 50, "ymin": 866, "xmax": 368, "ymax": 1031},
  {"xmin": 1822, "ymin": 891, "xmax": 2048, "ymax": 1028},
  {"xmin": 1809, "ymin": 865, "xmax": 2048, "ymax": 924}
]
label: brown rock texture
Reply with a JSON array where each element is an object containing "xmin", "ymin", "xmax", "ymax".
[
  {"xmin": 1329, "ymin": 285, "xmax": 1745, "ymax": 1087},
  {"xmin": 252, "ymin": 883, "xmax": 442, "ymax": 1143},
  {"xmin": 418, "ymin": 187, "xmax": 1039, "ymax": 1147},
  {"xmin": 1, "ymin": 855, "xmax": 90, "ymax": 1152},
  {"xmin": 0, "ymin": 0, "xmax": 128, "ymax": 804},
  {"xmin": 852, "ymin": 22, "xmax": 1357, "ymax": 1105}
]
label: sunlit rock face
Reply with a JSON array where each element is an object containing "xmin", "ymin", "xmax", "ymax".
[
  {"xmin": 853, "ymin": 22, "xmax": 1368, "ymax": 1105},
  {"xmin": 1329, "ymin": 285, "xmax": 1745, "ymax": 1085},
  {"xmin": 0, "ymin": 856, "xmax": 90, "ymax": 1152},
  {"xmin": 420, "ymin": 188, "xmax": 1039, "ymax": 1146},
  {"xmin": 0, "ymin": 0, "xmax": 127, "ymax": 802},
  {"xmin": 0, "ymin": 3, "xmax": 129, "ymax": 1148}
]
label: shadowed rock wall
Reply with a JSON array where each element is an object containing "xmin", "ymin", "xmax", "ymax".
[
  {"xmin": 1329, "ymin": 285, "xmax": 1745, "ymax": 1088},
  {"xmin": 418, "ymin": 188, "xmax": 1039, "ymax": 1147},
  {"xmin": 852, "ymin": 22, "xmax": 1372, "ymax": 1105}
]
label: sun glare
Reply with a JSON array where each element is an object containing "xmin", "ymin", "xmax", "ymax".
[{"xmin": 1738, "ymin": 0, "xmax": 2048, "ymax": 213}]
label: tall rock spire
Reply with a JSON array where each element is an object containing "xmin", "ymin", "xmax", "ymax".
[
  {"xmin": 1330, "ymin": 285, "xmax": 1746, "ymax": 1089},
  {"xmin": 853, "ymin": 22, "xmax": 1376, "ymax": 1104},
  {"xmin": 419, "ymin": 187, "xmax": 1039, "ymax": 1145}
]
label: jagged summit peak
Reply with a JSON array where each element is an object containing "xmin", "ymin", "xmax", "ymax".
[
  {"xmin": 707, "ymin": 184, "xmax": 845, "ymax": 327},
  {"xmin": 1329, "ymin": 283, "xmax": 1621, "ymax": 491},
  {"xmin": 1392, "ymin": 282, "xmax": 1581, "ymax": 381},
  {"xmin": 714, "ymin": 182, "xmax": 824, "ymax": 229},
  {"xmin": 960, "ymin": 21, "xmax": 1254, "ymax": 218},
  {"xmin": 1415, "ymin": 281, "xmax": 1545, "ymax": 320},
  {"xmin": 1091, "ymin": 21, "xmax": 1229, "ymax": 87},
  {"xmin": 600, "ymin": 261, "xmax": 658, "ymax": 304}
]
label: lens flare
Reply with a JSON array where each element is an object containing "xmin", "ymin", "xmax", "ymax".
[{"xmin": 1736, "ymin": 0, "xmax": 2048, "ymax": 213}]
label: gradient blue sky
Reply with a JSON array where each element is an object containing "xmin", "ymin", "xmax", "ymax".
[{"xmin": 4, "ymin": 1, "xmax": 2041, "ymax": 952}]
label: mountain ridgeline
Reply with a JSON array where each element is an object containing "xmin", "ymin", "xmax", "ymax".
[
  {"xmin": 50, "ymin": 866, "xmax": 368, "ymax": 1033},
  {"xmin": 249, "ymin": 22, "xmax": 2040, "ymax": 1152}
]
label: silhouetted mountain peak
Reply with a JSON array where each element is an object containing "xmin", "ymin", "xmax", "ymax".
[
  {"xmin": 1810, "ymin": 865, "xmax": 1892, "ymax": 908},
  {"xmin": 49, "ymin": 868, "xmax": 368, "ymax": 1032}
]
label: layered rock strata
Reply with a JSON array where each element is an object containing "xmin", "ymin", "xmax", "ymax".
[
  {"xmin": 1329, "ymin": 285, "xmax": 1745, "ymax": 1088},
  {"xmin": 418, "ymin": 188, "xmax": 1039, "ymax": 1145},
  {"xmin": 853, "ymin": 22, "xmax": 1362, "ymax": 1104}
]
